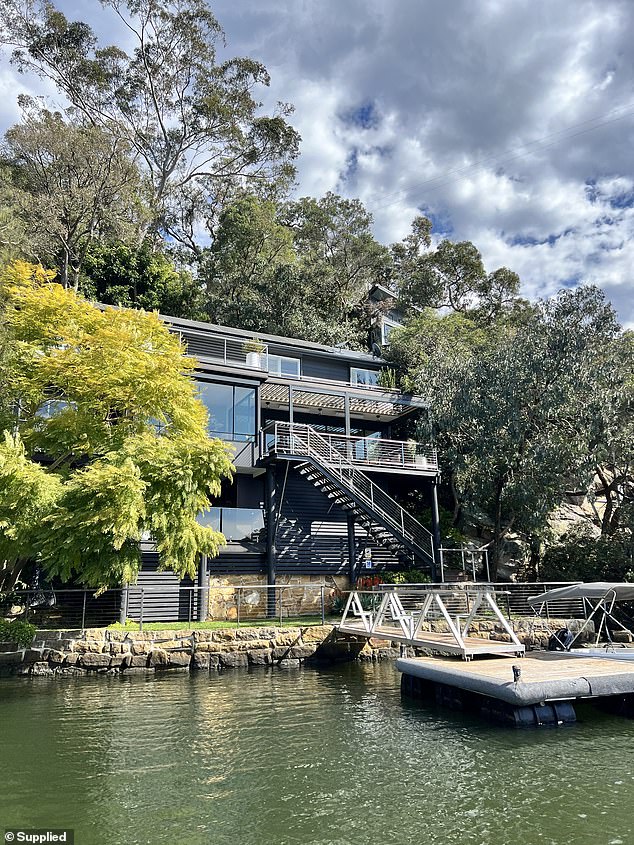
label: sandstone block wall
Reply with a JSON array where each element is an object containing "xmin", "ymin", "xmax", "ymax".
[
  {"xmin": 0, "ymin": 616, "xmax": 595, "ymax": 678},
  {"xmin": 207, "ymin": 573, "xmax": 349, "ymax": 621}
]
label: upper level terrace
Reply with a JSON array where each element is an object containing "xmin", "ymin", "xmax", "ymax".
[
  {"xmin": 164, "ymin": 315, "xmax": 427, "ymax": 423},
  {"xmin": 161, "ymin": 315, "xmax": 437, "ymax": 474}
]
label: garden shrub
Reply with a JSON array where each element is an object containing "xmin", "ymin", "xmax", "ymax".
[{"xmin": 0, "ymin": 619, "xmax": 37, "ymax": 647}]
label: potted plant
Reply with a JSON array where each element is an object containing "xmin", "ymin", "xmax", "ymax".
[{"xmin": 242, "ymin": 337, "xmax": 266, "ymax": 369}]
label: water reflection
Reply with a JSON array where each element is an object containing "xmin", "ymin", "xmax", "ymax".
[{"xmin": 1, "ymin": 664, "xmax": 634, "ymax": 845}]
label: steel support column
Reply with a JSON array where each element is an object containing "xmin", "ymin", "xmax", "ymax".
[
  {"xmin": 265, "ymin": 463, "xmax": 277, "ymax": 616},
  {"xmin": 347, "ymin": 512, "xmax": 357, "ymax": 586},
  {"xmin": 344, "ymin": 393, "xmax": 351, "ymax": 436},
  {"xmin": 430, "ymin": 480, "xmax": 442, "ymax": 583},
  {"xmin": 198, "ymin": 553, "xmax": 208, "ymax": 622}
]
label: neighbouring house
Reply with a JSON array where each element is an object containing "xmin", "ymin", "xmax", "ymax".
[{"xmin": 124, "ymin": 309, "xmax": 443, "ymax": 623}]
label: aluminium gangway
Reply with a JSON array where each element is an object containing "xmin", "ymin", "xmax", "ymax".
[{"xmin": 337, "ymin": 587, "xmax": 525, "ymax": 660}]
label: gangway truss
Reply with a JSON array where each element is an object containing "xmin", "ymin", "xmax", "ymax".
[{"xmin": 338, "ymin": 587, "xmax": 525, "ymax": 660}]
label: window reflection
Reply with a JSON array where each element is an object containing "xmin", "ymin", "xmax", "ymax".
[
  {"xmin": 197, "ymin": 382, "xmax": 256, "ymax": 441},
  {"xmin": 350, "ymin": 367, "xmax": 379, "ymax": 387},
  {"xmin": 268, "ymin": 354, "xmax": 301, "ymax": 378},
  {"xmin": 197, "ymin": 507, "xmax": 265, "ymax": 544}
]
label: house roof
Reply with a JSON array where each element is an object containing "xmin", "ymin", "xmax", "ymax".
[{"xmin": 162, "ymin": 313, "xmax": 385, "ymax": 365}]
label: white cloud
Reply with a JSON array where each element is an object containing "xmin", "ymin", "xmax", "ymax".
[{"xmin": 2, "ymin": 0, "xmax": 634, "ymax": 325}]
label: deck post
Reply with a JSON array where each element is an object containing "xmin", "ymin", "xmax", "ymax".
[
  {"xmin": 344, "ymin": 393, "xmax": 351, "ymax": 436},
  {"xmin": 347, "ymin": 512, "xmax": 357, "ymax": 586},
  {"xmin": 265, "ymin": 464, "xmax": 277, "ymax": 617},
  {"xmin": 430, "ymin": 480, "xmax": 442, "ymax": 582},
  {"xmin": 198, "ymin": 553, "xmax": 208, "ymax": 622}
]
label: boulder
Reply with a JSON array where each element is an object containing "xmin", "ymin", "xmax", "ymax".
[
  {"xmin": 220, "ymin": 652, "xmax": 248, "ymax": 668},
  {"xmin": 247, "ymin": 649, "xmax": 272, "ymax": 666},
  {"xmin": 147, "ymin": 649, "xmax": 169, "ymax": 668},
  {"xmin": 302, "ymin": 625, "xmax": 334, "ymax": 643},
  {"xmin": 24, "ymin": 648, "xmax": 50, "ymax": 664},
  {"xmin": 289, "ymin": 644, "xmax": 317, "ymax": 660},
  {"xmin": 191, "ymin": 653, "xmax": 210, "ymax": 671},
  {"xmin": 47, "ymin": 650, "xmax": 66, "ymax": 665},
  {"xmin": 79, "ymin": 653, "xmax": 112, "ymax": 669},
  {"xmin": 166, "ymin": 652, "xmax": 192, "ymax": 669}
]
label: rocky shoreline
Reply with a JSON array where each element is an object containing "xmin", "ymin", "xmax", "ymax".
[{"xmin": 0, "ymin": 616, "xmax": 594, "ymax": 677}]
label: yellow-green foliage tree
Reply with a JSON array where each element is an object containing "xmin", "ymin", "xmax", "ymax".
[{"xmin": 0, "ymin": 261, "xmax": 233, "ymax": 591}]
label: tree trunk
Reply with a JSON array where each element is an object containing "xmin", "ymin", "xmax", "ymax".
[
  {"xmin": 0, "ymin": 558, "xmax": 29, "ymax": 593},
  {"xmin": 490, "ymin": 477, "xmax": 505, "ymax": 581}
]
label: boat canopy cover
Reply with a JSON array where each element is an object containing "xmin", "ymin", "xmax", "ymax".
[{"xmin": 527, "ymin": 582, "xmax": 634, "ymax": 607}]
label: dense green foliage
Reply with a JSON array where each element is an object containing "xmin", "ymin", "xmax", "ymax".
[
  {"xmin": 0, "ymin": 618, "xmax": 36, "ymax": 647},
  {"xmin": 0, "ymin": 0, "xmax": 632, "ymax": 582},
  {"xmin": 541, "ymin": 525, "xmax": 634, "ymax": 583},
  {"xmin": 82, "ymin": 240, "xmax": 203, "ymax": 318},
  {"xmin": 0, "ymin": 262, "xmax": 233, "ymax": 591},
  {"xmin": 389, "ymin": 287, "xmax": 633, "ymax": 578}
]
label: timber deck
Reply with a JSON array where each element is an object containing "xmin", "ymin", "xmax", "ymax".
[
  {"xmin": 396, "ymin": 652, "xmax": 634, "ymax": 706},
  {"xmin": 338, "ymin": 621, "xmax": 525, "ymax": 658}
]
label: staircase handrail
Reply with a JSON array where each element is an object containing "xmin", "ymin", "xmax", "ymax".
[{"xmin": 262, "ymin": 421, "xmax": 434, "ymax": 561}]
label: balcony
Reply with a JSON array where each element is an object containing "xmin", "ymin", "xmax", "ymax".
[
  {"xmin": 198, "ymin": 507, "xmax": 265, "ymax": 545},
  {"xmin": 261, "ymin": 422, "xmax": 438, "ymax": 474},
  {"xmin": 180, "ymin": 329, "xmax": 270, "ymax": 371}
]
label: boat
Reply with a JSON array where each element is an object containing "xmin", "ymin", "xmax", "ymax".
[{"xmin": 527, "ymin": 582, "xmax": 634, "ymax": 653}]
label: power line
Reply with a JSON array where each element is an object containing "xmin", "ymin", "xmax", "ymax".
[{"xmin": 365, "ymin": 101, "xmax": 634, "ymax": 212}]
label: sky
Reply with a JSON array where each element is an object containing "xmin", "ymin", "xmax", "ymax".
[{"xmin": 1, "ymin": 0, "xmax": 634, "ymax": 327}]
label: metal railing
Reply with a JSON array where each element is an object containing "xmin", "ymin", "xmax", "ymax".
[
  {"xmin": 439, "ymin": 547, "xmax": 490, "ymax": 581},
  {"xmin": 0, "ymin": 582, "xmax": 596, "ymax": 635},
  {"xmin": 283, "ymin": 430, "xmax": 438, "ymax": 473},
  {"xmin": 180, "ymin": 329, "xmax": 415, "ymax": 397},
  {"xmin": 373, "ymin": 582, "xmax": 586, "ymax": 619},
  {"xmin": 262, "ymin": 421, "xmax": 435, "ymax": 564},
  {"xmin": 0, "ymin": 584, "xmax": 337, "ymax": 632}
]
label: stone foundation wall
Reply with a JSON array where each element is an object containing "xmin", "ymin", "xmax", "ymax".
[
  {"xmin": 0, "ymin": 616, "xmax": 594, "ymax": 677},
  {"xmin": 207, "ymin": 573, "xmax": 349, "ymax": 621}
]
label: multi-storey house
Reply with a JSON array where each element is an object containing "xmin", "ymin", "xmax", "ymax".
[{"xmin": 129, "ymin": 309, "xmax": 443, "ymax": 622}]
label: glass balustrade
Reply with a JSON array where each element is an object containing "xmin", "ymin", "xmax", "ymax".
[{"xmin": 197, "ymin": 507, "xmax": 265, "ymax": 544}]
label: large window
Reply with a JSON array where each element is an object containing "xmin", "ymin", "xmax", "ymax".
[
  {"xmin": 351, "ymin": 367, "xmax": 379, "ymax": 388},
  {"xmin": 381, "ymin": 318, "xmax": 400, "ymax": 346},
  {"xmin": 268, "ymin": 354, "xmax": 301, "ymax": 378},
  {"xmin": 197, "ymin": 382, "xmax": 256, "ymax": 441}
]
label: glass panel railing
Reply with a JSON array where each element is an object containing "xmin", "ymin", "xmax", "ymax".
[
  {"xmin": 220, "ymin": 508, "xmax": 265, "ymax": 544},
  {"xmin": 197, "ymin": 507, "xmax": 265, "ymax": 544},
  {"xmin": 197, "ymin": 507, "xmax": 221, "ymax": 531}
]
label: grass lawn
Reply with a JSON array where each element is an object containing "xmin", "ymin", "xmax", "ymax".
[{"xmin": 106, "ymin": 615, "xmax": 339, "ymax": 632}]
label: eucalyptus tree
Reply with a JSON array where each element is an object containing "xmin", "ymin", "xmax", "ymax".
[
  {"xmin": 0, "ymin": 0, "xmax": 300, "ymax": 249},
  {"xmin": 202, "ymin": 194, "xmax": 296, "ymax": 331},
  {"xmin": 587, "ymin": 329, "xmax": 634, "ymax": 537},
  {"xmin": 392, "ymin": 215, "xmax": 521, "ymax": 324},
  {"xmin": 3, "ymin": 104, "xmax": 145, "ymax": 288}
]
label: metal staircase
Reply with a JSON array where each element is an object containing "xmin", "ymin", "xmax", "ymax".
[{"xmin": 261, "ymin": 422, "xmax": 436, "ymax": 570}]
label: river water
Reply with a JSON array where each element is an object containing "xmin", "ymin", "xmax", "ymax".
[{"xmin": 1, "ymin": 662, "xmax": 634, "ymax": 845}]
